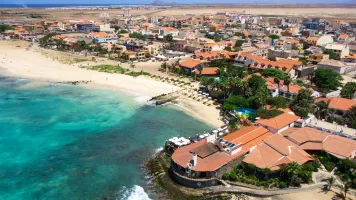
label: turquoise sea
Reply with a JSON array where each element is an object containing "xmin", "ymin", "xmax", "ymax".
[{"xmin": 0, "ymin": 76, "xmax": 212, "ymax": 200}]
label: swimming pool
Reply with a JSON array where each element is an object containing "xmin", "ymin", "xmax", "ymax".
[{"xmin": 234, "ymin": 108, "xmax": 256, "ymax": 115}]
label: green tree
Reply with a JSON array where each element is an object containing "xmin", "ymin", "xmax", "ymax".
[
  {"xmin": 235, "ymin": 40, "xmax": 245, "ymax": 48},
  {"xmin": 55, "ymin": 38, "xmax": 66, "ymax": 51},
  {"xmin": 204, "ymin": 33, "xmax": 214, "ymax": 40},
  {"xmin": 323, "ymin": 49, "xmax": 339, "ymax": 60},
  {"xmin": 261, "ymin": 68, "xmax": 285, "ymax": 78},
  {"xmin": 129, "ymin": 32, "xmax": 147, "ymax": 40},
  {"xmin": 291, "ymin": 89, "xmax": 315, "ymax": 118},
  {"xmin": 224, "ymin": 95, "xmax": 249, "ymax": 111},
  {"xmin": 119, "ymin": 29, "xmax": 129, "ymax": 34},
  {"xmin": 314, "ymin": 100, "xmax": 332, "ymax": 121},
  {"xmin": 312, "ymin": 68, "xmax": 343, "ymax": 91},
  {"xmin": 39, "ymin": 33, "xmax": 57, "ymax": 48},
  {"xmin": 345, "ymin": 106, "xmax": 356, "ymax": 128},
  {"xmin": 164, "ymin": 34, "xmax": 173, "ymax": 42},
  {"xmin": 269, "ymin": 34, "xmax": 280, "ymax": 40},
  {"xmin": 340, "ymin": 82, "xmax": 356, "ymax": 99},
  {"xmin": 298, "ymin": 57, "xmax": 308, "ymax": 65},
  {"xmin": 0, "ymin": 24, "xmax": 14, "ymax": 33},
  {"xmin": 267, "ymin": 96, "xmax": 288, "ymax": 109},
  {"xmin": 224, "ymin": 46, "xmax": 233, "ymax": 51},
  {"xmin": 303, "ymin": 42, "xmax": 311, "ymax": 50}
]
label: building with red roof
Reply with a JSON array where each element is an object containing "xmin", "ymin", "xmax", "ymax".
[
  {"xmin": 282, "ymin": 127, "xmax": 356, "ymax": 159},
  {"xmin": 170, "ymin": 126, "xmax": 273, "ymax": 187},
  {"xmin": 243, "ymin": 134, "xmax": 313, "ymax": 171},
  {"xmin": 316, "ymin": 97, "xmax": 356, "ymax": 117}
]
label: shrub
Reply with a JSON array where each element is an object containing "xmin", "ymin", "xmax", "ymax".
[
  {"xmin": 267, "ymin": 96, "xmax": 289, "ymax": 109},
  {"xmin": 222, "ymin": 173, "xmax": 230, "ymax": 180},
  {"xmin": 324, "ymin": 162, "xmax": 336, "ymax": 172},
  {"xmin": 341, "ymin": 174, "xmax": 350, "ymax": 182},
  {"xmin": 279, "ymin": 182, "xmax": 288, "ymax": 188},
  {"xmin": 229, "ymin": 173, "xmax": 238, "ymax": 181}
]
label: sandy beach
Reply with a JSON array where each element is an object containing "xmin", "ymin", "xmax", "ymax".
[{"xmin": 0, "ymin": 40, "xmax": 223, "ymax": 127}]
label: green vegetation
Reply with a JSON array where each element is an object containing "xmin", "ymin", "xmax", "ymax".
[
  {"xmin": 312, "ymin": 68, "xmax": 343, "ymax": 91},
  {"xmin": 204, "ymin": 33, "xmax": 221, "ymax": 42},
  {"xmin": 129, "ymin": 32, "xmax": 147, "ymax": 40},
  {"xmin": 291, "ymin": 89, "xmax": 315, "ymax": 118},
  {"xmin": 222, "ymin": 162, "xmax": 316, "ymax": 189},
  {"xmin": 235, "ymin": 40, "xmax": 245, "ymax": 48},
  {"xmin": 119, "ymin": 29, "xmax": 129, "ymax": 34},
  {"xmin": 317, "ymin": 151, "xmax": 356, "ymax": 189},
  {"xmin": 298, "ymin": 57, "xmax": 308, "ymax": 65},
  {"xmin": 224, "ymin": 95, "xmax": 249, "ymax": 111},
  {"xmin": 39, "ymin": 33, "xmax": 57, "ymax": 48},
  {"xmin": 323, "ymin": 49, "xmax": 339, "ymax": 60},
  {"xmin": 267, "ymin": 96, "xmax": 289, "ymax": 109},
  {"xmin": 268, "ymin": 34, "xmax": 280, "ymax": 40},
  {"xmin": 126, "ymin": 71, "xmax": 151, "ymax": 77},
  {"xmin": 261, "ymin": 68, "xmax": 285, "ymax": 78},
  {"xmin": 164, "ymin": 34, "xmax": 173, "ymax": 42},
  {"xmin": 256, "ymin": 108, "xmax": 284, "ymax": 119},
  {"xmin": 340, "ymin": 82, "xmax": 356, "ymax": 99},
  {"xmin": 0, "ymin": 24, "xmax": 14, "ymax": 33},
  {"xmin": 234, "ymin": 32, "xmax": 246, "ymax": 39},
  {"xmin": 88, "ymin": 65, "xmax": 128, "ymax": 74}
]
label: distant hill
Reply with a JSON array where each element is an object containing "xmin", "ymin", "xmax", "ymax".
[
  {"xmin": 152, "ymin": 0, "xmax": 166, "ymax": 5},
  {"xmin": 152, "ymin": 0, "xmax": 177, "ymax": 5}
]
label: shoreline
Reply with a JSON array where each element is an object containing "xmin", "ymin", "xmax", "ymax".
[{"xmin": 0, "ymin": 40, "xmax": 223, "ymax": 128}]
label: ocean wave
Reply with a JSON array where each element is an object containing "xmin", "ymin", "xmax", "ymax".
[
  {"xmin": 118, "ymin": 185, "xmax": 151, "ymax": 200},
  {"xmin": 134, "ymin": 95, "xmax": 151, "ymax": 103}
]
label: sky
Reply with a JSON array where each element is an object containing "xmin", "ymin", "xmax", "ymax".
[{"xmin": 0, "ymin": 0, "xmax": 350, "ymax": 4}]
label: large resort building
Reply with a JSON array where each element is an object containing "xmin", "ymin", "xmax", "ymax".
[
  {"xmin": 170, "ymin": 121, "xmax": 356, "ymax": 188},
  {"xmin": 171, "ymin": 126, "xmax": 273, "ymax": 187}
]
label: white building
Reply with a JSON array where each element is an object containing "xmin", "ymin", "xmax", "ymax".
[
  {"xmin": 324, "ymin": 43, "xmax": 350, "ymax": 59},
  {"xmin": 316, "ymin": 35, "xmax": 334, "ymax": 47}
]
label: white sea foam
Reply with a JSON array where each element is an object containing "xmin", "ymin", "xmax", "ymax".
[
  {"xmin": 119, "ymin": 185, "xmax": 151, "ymax": 200},
  {"xmin": 134, "ymin": 95, "xmax": 151, "ymax": 104}
]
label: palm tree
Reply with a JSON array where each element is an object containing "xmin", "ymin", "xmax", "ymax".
[
  {"xmin": 337, "ymin": 183, "xmax": 351, "ymax": 199},
  {"xmin": 322, "ymin": 176, "xmax": 336, "ymax": 192},
  {"xmin": 274, "ymin": 75, "xmax": 281, "ymax": 89},
  {"xmin": 283, "ymin": 75, "xmax": 291, "ymax": 92},
  {"xmin": 315, "ymin": 100, "xmax": 332, "ymax": 120},
  {"xmin": 345, "ymin": 105, "xmax": 356, "ymax": 126}
]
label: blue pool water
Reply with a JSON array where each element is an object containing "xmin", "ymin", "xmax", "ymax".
[
  {"xmin": 0, "ymin": 76, "xmax": 212, "ymax": 200},
  {"xmin": 234, "ymin": 108, "xmax": 256, "ymax": 115}
]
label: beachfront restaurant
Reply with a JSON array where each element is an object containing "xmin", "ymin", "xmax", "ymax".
[{"xmin": 170, "ymin": 126, "xmax": 273, "ymax": 188}]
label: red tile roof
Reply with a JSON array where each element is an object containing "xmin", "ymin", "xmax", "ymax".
[
  {"xmin": 243, "ymin": 134, "xmax": 313, "ymax": 170},
  {"xmin": 317, "ymin": 97, "xmax": 356, "ymax": 111},
  {"xmin": 255, "ymin": 113, "xmax": 300, "ymax": 131},
  {"xmin": 179, "ymin": 58, "xmax": 202, "ymax": 69},
  {"xmin": 283, "ymin": 127, "xmax": 356, "ymax": 159}
]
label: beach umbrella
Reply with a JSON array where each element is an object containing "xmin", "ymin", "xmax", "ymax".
[
  {"xmin": 204, "ymin": 133, "xmax": 209, "ymax": 137},
  {"xmin": 212, "ymin": 130, "xmax": 218, "ymax": 134},
  {"xmin": 219, "ymin": 132, "xmax": 224, "ymax": 136},
  {"xmin": 208, "ymin": 97, "xmax": 212, "ymax": 100},
  {"xmin": 199, "ymin": 135, "xmax": 205, "ymax": 139}
]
